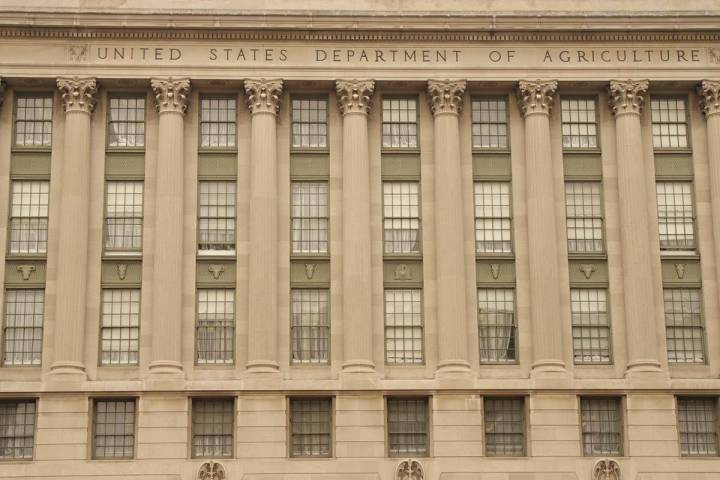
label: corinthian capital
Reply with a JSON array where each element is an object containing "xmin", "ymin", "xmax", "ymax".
[
  {"xmin": 517, "ymin": 79, "xmax": 557, "ymax": 117},
  {"xmin": 427, "ymin": 79, "xmax": 466, "ymax": 115},
  {"xmin": 244, "ymin": 79, "xmax": 283, "ymax": 115},
  {"xmin": 609, "ymin": 79, "xmax": 649, "ymax": 116},
  {"xmin": 336, "ymin": 79, "xmax": 375, "ymax": 115},
  {"xmin": 57, "ymin": 76, "xmax": 97, "ymax": 114},
  {"xmin": 699, "ymin": 80, "xmax": 720, "ymax": 117},
  {"xmin": 151, "ymin": 77, "xmax": 191, "ymax": 114}
]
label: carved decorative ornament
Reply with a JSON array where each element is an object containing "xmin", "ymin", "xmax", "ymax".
[
  {"xmin": 336, "ymin": 79, "xmax": 375, "ymax": 115},
  {"xmin": 150, "ymin": 77, "xmax": 191, "ymax": 114},
  {"xmin": 397, "ymin": 459, "xmax": 424, "ymax": 480},
  {"xmin": 393, "ymin": 264, "xmax": 413, "ymax": 281},
  {"xmin": 699, "ymin": 79, "xmax": 720, "ymax": 117},
  {"xmin": 517, "ymin": 79, "xmax": 557, "ymax": 117},
  {"xmin": 427, "ymin": 79, "xmax": 466, "ymax": 115},
  {"xmin": 17, "ymin": 264, "xmax": 36, "ymax": 281},
  {"xmin": 709, "ymin": 48, "xmax": 720, "ymax": 64},
  {"xmin": 674, "ymin": 263, "xmax": 687, "ymax": 280},
  {"xmin": 208, "ymin": 264, "xmax": 225, "ymax": 280},
  {"xmin": 304, "ymin": 263, "xmax": 316, "ymax": 280},
  {"xmin": 57, "ymin": 76, "xmax": 98, "ymax": 114},
  {"xmin": 489, "ymin": 263, "xmax": 501, "ymax": 280},
  {"xmin": 244, "ymin": 79, "xmax": 283, "ymax": 115},
  {"xmin": 608, "ymin": 79, "xmax": 649, "ymax": 116},
  {"xmin": 592, "ymin": 458, "xmax": 620, "ymax": 480},
  {"xmin": 197, "ymin": 460, "xmax": 226, "ymax": 480},
  {"xmin": 116, "ymin": 263, "xmax": 128, "ymax": 281},
  {"xmin": 579, "ymin": 264, "xmax": 596, "ymax": 280}
]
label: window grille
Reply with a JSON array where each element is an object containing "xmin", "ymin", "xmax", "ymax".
[
  {"xmin": 383, "ymin": 182, "xmax": 420, "ymax": 254},
  {"xmin": 9, "ymin": 180, "xmax": 49, "ymax": 255},
  {"xmin": 198, "ymin": 181, "xmax": 236, "ymax": 253},
  {"xmin": 664, "ymin": 288, "xmax": 705, "ymax": 364},
  {"xmin": 291, "ymin": 289, "xmax": 329, "ymax": 364},
  {"xmin": 93, "ymin": 399, "xmax": 135, "ymax": 459},
  {"xmin": 3, "ymin": 289, "xmax": 44, "ymax": 366},
  {"xmin": 561, "ymin": 98, "xmax": 598, "ymax": 149},
  {"xmin": 0, "ymin": 400, "xmax": 36, "ymax": 459},
  {"xmin": 651, "ymin": 98, "xmax": 688, "ymax": 149},
  {"xmin": 290, "ymin": 397, "xmax": 332, "ymax": 457},
  {"xmin": 200, "ymin": 97, "xmax": 236, "ymax": 148},
  {"xmin": 387, "ymin": 397, "xmax": 428, "ymax": 456},
  {"xmin": 292, "ymin": 98, "xmax": 328, "ymax": 148},
  {"xmin": 291, "ymin": 182, "xmax": 329, "ymax": 254},
  {"xmin": 678, "ymin": 397, "xmax": 719, "ymax": 456},
  {"xmin": 581, "ymin": 397, "xmax": 623, "ymax": 456},
  {"xmin": 105, "ymin": 181, "xmax": 143, "ymax": 252},
  {"xmin": 484, "ymin": 397, "xmax": 525, "ymax": 456},
  {"xmin": 477, "ymin": 289, "xmax": 516, "ymax": 363},
  {"xmin": 384, "ymin": 289, "xmax": 423, "ymax": 364},
  {"xmin": 474, "ymin": 182, "xmax": 512, "ymax": 254},
  {"xmin": 100, "ymin": 289, "xmax": 140, "ymax": 366},
  {"xmin": 571, "ymin": 289, "xmax": 611, "ymax": 364},
  {"xmin": 565, "ymin": 182, "xmax": 604, "ymax": 253},
  {"xmin": 108, "ymin": 96, "xmax": 145, "ymax": 147},
  {"xmin": 471, "ymin": 98, "xmax": 508, "ymax": 149},
  {"xmin": 382, "ymin": 98, "xmax": 418, "ymax": 148},
  {"xmin": 196, "ymin": 289, "xmax": 235, "ymax": 364},
  {"xmin": 191, "ymin": 398, "xmax": 234, "ymax": 458},
  {"xmin": 15, "ymin": 95, "xmax": 52, "ymax": 147},
  {"xmin": 656, "ymin": 182, "xmax": 695, "ymax": 252}
]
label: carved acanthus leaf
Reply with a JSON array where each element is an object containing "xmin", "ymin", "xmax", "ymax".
[
  {"xmin": 336, "ymin": 79, "xmax": 375, "ymax": 115},
  {"xmin": 609, "ymin": 79, "xmax": 649, "ymax": 116},
  {"xmin": 427, "ymin": 79, "xmax": 466, "ymax": 115},
  {"xmin": 57, "ymin": 76, "xmax": 98, "ymax": 114},
  {"xmin": 197, "ymin": 460, "xmax": 226, "ymax": 480},
  {"xmin": 592, "ymin": 458, "xmax": 621, "ymax": 480},
  {"xmin": 150, "ymin": 77, "xmax": 191, "ymax": 114},
  {"xmin": 517, "ymin": 79, "xmax": 557, "ymax": 117},
  {"xmin": 397, "ymin": 459, "xmax": 424, "ymax": 480},
  {"xmin": 244, "ymin": 79, "xmax": 283, "ymax": 114},
  {"xmin": 699, "ymin": 79, "xmax": 720, "ymax": 117}
]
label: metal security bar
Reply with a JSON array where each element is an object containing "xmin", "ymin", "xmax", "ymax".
[
  {"xmin": 384, "ymin": 289, "xmax": 423, "ymax": 364},
  {"xmin": 383, "ymin": 182, "xmax": 421, "ymax": 254},
  {"xmin": 561, "ymin": 98, "xmax": 598, "ymax": 149},
  {"xmin": 0, "ymin": 400, "xmax": 36, "ymax": 459},
  {"xmin": 581, "ymin": 397, "xmax": 623, "ymax": 456},
  {"xmin": 474, "ymin": 182, "xmax": 512, "ymax": 254},
  {"xmin": 291, "ymin": 182, "xmax": 329, "ymax": 255},
  {"xmin": 100, "ymin": 289, "xmax": 140, "ymax": 366},
  {"xmin": 9, "ymin": 180, "xmax": 49, "ymax": 255},
  {"xmin": 200, "ymin": 97, "xmax": 237, "ymax": 148},
  {"xmin": 382, "ymin": 98, "xmax": 418, "ymax": 148},
  {"xmin": 93, "ymin": 399, "xmax": 136, "ymax": 459},
  {"xmin": 678, "ymin": 397, "xmax": 719, "ymax": 456},
  {"xmin": 656, "ymin": 182, "xmax": 695, "ymax": 252},
  {"xmin": 471, "ymin": 97, "xmax": 508, "ymax": 149},
  {"xmin": 196, "ymin": 289, "xmax": 235, "ymax": 364},
  {"xmin": 108, "ymin": 96, "xmax": 145, "ymax": 147},
  {"xmin": 565, "ymin": 182, "xmax": 604, "ymax": 253},
  {"xmin": 15, "ymin": 94, "xmax": 52, "ymax": 147},
  {"xmin": 3, "ymin": 289, "xmax": 44, "ymax": 366},
  {"xmin": 290, "ymin": 397, "xmax": 332, "ymax": 457},
  {"xmin": 291, "ymin": 289, "xmax": 329, "ymax": 364},
  {"xmin": 571, "ymin": 289, "xmax": 611, "ymax": 364},
  {"xmin": 105, "ymin": 181, "xmax": 143, "ymax": 252},
  {"xmin": 191, "ymin": 398, "xmax": 234, "ymax": 458},
  {"xmin": 292, "ymin": 98, "xmax": 328, "ymax": 148},
  {"xmin": 387, "ymin": 397, "xmax": 428, "ymax": 456},
  {"xmin": 484, "ymin": 397, "xmax": 525, "ymax": 456},
  {"xmin": 651, "ymin": 97, "xmax": 688, "ymax": 149},
  {"xmin": 198, "ymin": 181, "xmax": 236, "ymax": 253},
  {"xmin": 664, "ymin": 288, "xmax": 706, "ymax": 364},
  {"xmin": 477, "ymin": 289, "xmax": 516, "ymax": 364}
]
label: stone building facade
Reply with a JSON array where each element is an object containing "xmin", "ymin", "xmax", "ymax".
[{"xmin": 0, "ymin": 2, "xmax": 720, "ymax": 479}]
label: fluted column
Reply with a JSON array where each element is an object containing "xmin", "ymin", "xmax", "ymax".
[
  {"xmin": 517, "ymin": 80, "xmax": 566, "ymax": 374},
  {"xmin": 336, "ymin": 80, "xmax": 376, "ymax": 373},
  {"xmin": 50, "ymin": 77, "xmax": 98, "ymax": 377},
  {"xmin": 427, "ymin": 79, "xmax": 472, "ymax": 376},
  {"xmin": 148, "ymin": 77, "xmax": 191, "ymax": 376},
  {"xmin": 245, "ymin": 79, "xmax": 283, "ymax": 374},
  {"xmin": 609, "ymin": 79, "xmax": 662, "ymax": 374}
]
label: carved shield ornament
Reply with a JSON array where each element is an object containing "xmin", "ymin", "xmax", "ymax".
[
  {"xmin": 197, "ymin": 460, "xmax": 226, "ymax": 480},
  {"xmin": 397, "ymin": 458, "xmax": 424, "ymax": 480}
]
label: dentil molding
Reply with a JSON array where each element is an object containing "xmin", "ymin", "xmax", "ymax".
[
  {"xmin": 244, "ymin": 79, "xmax": 283, "ymax": 115},
  {"xmin": 608, "ymin": 79, "xmax": 649, "ymax": 116},
  {"xmin": 336, "ymin": 79, "xmax": 375, "ymax": 115},
  {"xmin": 57, "ymin": 76, "xmax": 98, "ymax": 114},
  {"xmin": 427, "ymin": 79, "xmax": 466, "ymax": 115},
  {"xmin": 150, "ymin": 77, "xmax": 191, "ymax": 114},
  {"xmin": 517, "ymin": 79, "xmax": 558, "ymax": 117}
]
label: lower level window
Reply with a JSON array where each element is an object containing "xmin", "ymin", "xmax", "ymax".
[
  {"xmin": 581, "ymin": 397, "xmax": 623, "ymax": 456},
  {"xmin": 0, "ymin": 400, "xmax": 36, "ymax": 459},
  {"xmin": 678, "ymin": 397, "xmax": 719, "ymax": 456},
  {"xmin": 192, "ymin": 398, "xmax": 234, "ymax": 458},
  {"xmin": 484, "ymin": 397, "xmax": 525, "ymax": 456},
  {"xmin": 93, "ymin": 399, "xmax": 136, "ymax": 459},
  {"xmin": 387, "ymin": 397, "xmax": 428, "ymax": 457},
  {"xmin": 290, "ymin": 397, "xmax": 332, "ymax": 457}
]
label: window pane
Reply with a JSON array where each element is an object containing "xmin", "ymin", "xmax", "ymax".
[
  {"xmin": 108, "ymin": 96, "xmax": 145, "ymax": 147},
  {"xmin": 581, "ymin": 397, "xmax": 622, "ymax": 456},
  {"xmin": 384, "ymin": 289, "xmax": 423, "ymax": 364},
  {"xmin": 387, "ymin": 397, "xmax": 428, "ymax": 456},
  {"xmin": 100, "ymin": 289, "xmax": 140, "ymax": 366},
  {"xmin": 15, "ymin": 95, "xmax": 53, "ymax": 147},
  {"xmin": 3, "ymin": 289, "xmax": 44, "ymax": 366},
  {"xmin": 198, "ymin": 181, "xmax": 236, "ymax": 253},
  {"xmin": 290, "ymin": 398, "xmax": 332, "ymax": 457},
  {"xmin": 105, "ymin": 181, "xmax": 143, "ymax": 251},
  {"xmin": 484, "ymin": 397, "xmax": 525, "ymax": 456},
  {"xmin": 196, "ymin": 289, "xmax": 235, "ymax": 364},
  {"xmin": 571, "ymin": 289, "xmax": 611, "ymax": 364},
  {"xmin": 192, "ymin": 398, "xmax": 234, "ymax": 458},
  {"xmin": 291, "ymin": 289, "xmax": 329, "ymax": 364},
  {"xmin": 678, "ymin": 397, "xmax": 719, "ymax": 456},
  {"xmin": 656, "ymin": 182, "xmax": 695, "ymax": 252},
  {"xmin": 651, "ymin": 98, "xmax": 688, "ymax": 149},
  {"xmin": 291, "ymin": 182, "xmax": 329, "ymax": 254},
  {"xmin": 292, "ymin": 98, "xmax": 328, "ymax": 148},
  {"xmin": 382, "ymin": 98, "xmax": 418, "ymax": 148},
  {"xmin": 561, "ymin": 98, "xmax": 598, "ymax": 149},
  {"xmin": 472, "ymin": 98, "xmax": 508, "ymax": 149},
  {"xmin": 474, "ymin": 182, "xmax": 512, "ymax": 254},
  {"xmin": 199, "ymin": 97, "xmax": 237, "ymax": 148},
  {"xmin": 9, "ymin": 181, "xmax": 49, "ymax": 255},
  {"xmin": 565, "ymin": 182, "xmax": 604, "ymax": 253},
  {"xmin": 477, "ymin": 289, "xmax": 516, "ymax": 363},
  {"xmin": 0, "ymin": 400, "xmax": 36, "ymax": 459},
  {"xmin": 383, "ymin": 182, "xmax": 421, "ymax": 254},
  {"xmin": 664, "ymin": 288, "xmax": 705, "ymax": 364},
  {"xmin": 93, "ymin": 399, "xmax": 135, "ymax": 458}
]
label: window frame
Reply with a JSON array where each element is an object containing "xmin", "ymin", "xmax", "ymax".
[
  {"xmin": 90, "ymin": 397, "xmax": 137, "ymax": 460},
  {"xmin": 579, "ymin": 395, "xmax": 625, "ymax": 457},
  {"xmin": 380, "ymin": 94, "xmax": 420, "ymax": 152},
  {"xmin": 290, "ymin": 94, "xmax": 330, "ymax": 153},
  {"xmin": 12, "ymin": 91, "xmax": 54, "ymax": 151},
  {"xmin": 676, "ymin": 396, "xmax": 720, "ymax": 457},
  {"xmin": 0, "ymin": 398, "xmax": 37, "ymax": 461},
  {"xmin": 470, "ymin": 94, "xmax": 511, "ymax": 152},
  {"xmin": 473, "ymin": 180, "xmax": 514, "ymax": 256},
  {"xmin": 385, "ymin": 395, "xmax": 431, "ymax": 458},
  {"xmin": 2, "ymin": 287, "xmax": 45, "ymax": 367},
  {"xmin": 7, "ymin": 179, "xmax": 50, "ymax": 258},
  {"xmin": 383, "ymin": 287, "xmax": 425, "ymax": 366},
  {"xmin": 290, "ymin": 287, "xmax": 331, "ymax": 366},
  {"xmin": 196, "ymin": 180, "xmax": 237, "ymax": 257},
  {"xmin": 477, "ymin": 287, "xmax": 518, "ymax": 365},
  {"xmin": 559, "ymin": 95, "xmax": 601, "ymax": 152},
  {"xmin": 287, "ymin": 396, "xmax": 335, "ymax": 458},
  {"xmin": 570, "ymin": 287, "xmax": 613, "ymax": 366},
  {"xmin": 663, "ymin": 287, "xmax": 707, "ymax": 365},
  {"xmin": 197, "ymin": 94, "xmax": 238, "ymax": 152},
  {"xmin": 564, "ymin": 180, "xmax": 606, "ymax": 256},
  {"xmin": 189, "ymin": 396, "xmax": 236, "ymax": 459},
  {"xmin": 655, "ymin": 180, "xmax": 698, "ymax": 256},
  {"xmin": 650, "ymin": 94, "xmax": 692, "ymax": 152},
  {"xmin": 194, "ymin": 288, "xmax": 236, "ymax": 366},
  {"xmin": 102, "ymin": 180, "xmax": 145, "ymax": 257},
  {"xmin": 382, "ymin": 180, "xmax": 423, "ymax": 257},
  {"xmin": 105, "ymin": 92, "xmax": 147, "ymax": 151},
  {"xmin": 290, "ymin": 180, "xmax": 330, "ymax": 257},
  {"xmin": 483, "ymin": 396, "xmax": 527, "ymax": 457},
  {"xmin": 97, "ymin": 287, "xmax": 141, "ymax": 367}
]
